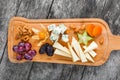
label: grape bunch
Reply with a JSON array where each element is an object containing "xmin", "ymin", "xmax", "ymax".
[{"xmin": 13, "ymin": 42, "xmax": 36, "ymax": 60}]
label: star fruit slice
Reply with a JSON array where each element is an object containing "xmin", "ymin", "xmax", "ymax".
[{"xmin": 77, "ymin": 31, "xmax": 93, "ymax": 46}]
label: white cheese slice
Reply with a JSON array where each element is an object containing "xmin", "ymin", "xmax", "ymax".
[
  {"xmin": 84, "ymin": 53, "xmax": 94, "ymax": 62},
  {"xmin": 68, "ymin": 43, "xmax": 80, "ymax": 62},
  {"xmin": 48, "ymin": 24, "xmax": 56, "ymax": 31},
  {"xmin": 84, "ymin": 41, "xmax": 98, "ymax": 53},
  {"xmin": 63, "ymin": 47, "xmax": 71, "ymax": 55},
  {"xmin": 54, "ymin": 49, "xmax": 71, "ymax": 58},
  {"xmin": 53, "ymin": 41, "xmax": 70, "ymax": 54},
  {"xmin": 71, "ymin": 37, "xmax": 87, "ymax": 62},
  {"xmin": 83, "ymin": 46, "xmax": 97, "ymax": 57}
]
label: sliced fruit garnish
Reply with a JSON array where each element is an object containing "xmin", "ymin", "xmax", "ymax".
[
  {"xmin": 86, "ymin": 24, "xmax": 102, "ymax": 37},
  {"xmin": 38, "ymin": 32, "xmax": 46, "ymax": 40},
  {"xmin": 31, "ymin": 25, "xmax": 49, "ymax": 46},
  {"xmin": 86, "ymin": 24, "xmax": 95, "ymax": 36},
  {"xmin": 77, "ymin": 31, "xmax": 92, "ymax": 46},
  {"xmin": 92, "ymin": 26, "xmax": 102, "ymax": 37}
]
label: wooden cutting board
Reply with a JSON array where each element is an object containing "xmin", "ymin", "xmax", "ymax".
[{"xmin": 8, "ymin": 17, "xmax": 120, "ymax": 66}]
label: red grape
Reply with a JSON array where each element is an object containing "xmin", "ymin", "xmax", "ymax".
[
  {"xmin": 28, "ymin": 50, "xmax": 36, "ymax": 57},
  {"xmin": 13, "ymin": 41, "xmax": 36, "ymax": 61},
  {"xmin": 13, "ymin": 45, "xmax": 18, "ymax": 52},
  {"xmin": 24, "ymin": 53, "xmax": 33, "ymax": 60},
  {"xmin": 18, "ymin": 42, "xmax": 25, "ymax": 47},
  {"xmin": 17, "ymin": 46, "xmax": 24, "ymax": 54},
  {"xmin": 16, "ymin": 54, "xmax": 22, "ymax": 60},
  {"xmin": 24, "ymin": 42, "xmax": 32, "ymax": 51}
]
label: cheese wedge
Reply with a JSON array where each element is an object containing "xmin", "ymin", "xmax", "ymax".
[
  {"xmin": 68, "ymin": 43, "xmax": 80, "ymax": 62},
  {"xmin": 84, "ymin": 41, "xmax": 98, "ymax": 53},
  {"xmin": 83, "ymin": 46, "xmax": 97, "ymax": 57},
  {"xmin": 71, "ymin": 37, "xmax": 87, "ymax": 62},
  {"xmin": 54, "ymin": 49, "xmax": 71, "ymax": 58},
  {"xmin": 63, "ymin": 47, "xmax": 71, "ymax": 55},
  {"xmin": 53, "ymin": 41, "xmax": 70, "ymax": 54},
  {"xmin": 84, "ymin": 53, "xmax": 94, "ymax": 62}
]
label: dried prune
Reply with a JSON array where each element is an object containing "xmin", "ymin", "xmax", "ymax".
[
  {"xmin": 39, "ymin": 43, "xmax": 49, "ymax": 54},
  {"xmin": 46, "ymin": 45, "xmax": 54, "ymax": 56},
  {"xmin": 39, "ymin": 43, "xmax": 54, "ymax": 56}
]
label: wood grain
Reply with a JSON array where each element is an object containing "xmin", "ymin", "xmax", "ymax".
[{"xmin": 0, "ymin": 0, "xmax": 21, "ymax": 62}]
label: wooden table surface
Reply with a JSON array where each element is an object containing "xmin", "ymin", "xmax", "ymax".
[{"xmin": 0, "ymin": 0, "xmax": 120, "ymax": 80}]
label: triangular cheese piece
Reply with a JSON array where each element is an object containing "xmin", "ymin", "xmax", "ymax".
[
  {"xmin": 71, "ymin": 37, "xmax": 87, "ymax": 62},
  {"xmin": 63, "ymin": 47, "xmax": 71, "ymax": 55},
  {"xmin": 68, "ymin": 43, "xmax": 80, "ymax": 62},
  {"xmin": 83, "ymin": 46, "xmax": 97, "ymax": 57},
  {"xmin": 84, "ymin": 41, "xmax": 98, "ymax": 53},
  {"xmin": 85, "ymin": 53, "xmax": 94, "ymax": 62},
  {"xmin": 54, "ymin": 49, "xmax": 71, "ymax": 58},
  {"xmin": 53, "ymin": 41, "xmax": 70, "ymax": 54}
]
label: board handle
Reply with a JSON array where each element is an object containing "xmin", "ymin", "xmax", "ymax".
[{"xmin": 109, "ymin": 34, "xmax": 120, "ymax": 51}]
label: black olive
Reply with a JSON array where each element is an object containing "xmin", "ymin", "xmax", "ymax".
[
  {"xmin": 46, "ymin": 45, "xmax": 54, "ymax": 56},
  {"xmin": 39, "ymin": 43, "xmax": 49, "ymax": 54}
]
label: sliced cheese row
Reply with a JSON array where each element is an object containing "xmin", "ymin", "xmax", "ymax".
[{"xmin": 53, "ymin": 37, "xmax": 98, "ymax": 63}]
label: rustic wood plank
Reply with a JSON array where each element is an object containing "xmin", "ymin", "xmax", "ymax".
[
  {"xmin": 0, "ymin": 0, "xmax": 53, "ymax": 80},
  {"xmin": 0, "ymin": 47, "xmax": 32, "ymax": 80},
  {"xmin": 0, "ymin": 0, "xmax": 22, "ymax": 62}
]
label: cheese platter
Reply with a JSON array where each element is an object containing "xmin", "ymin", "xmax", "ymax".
[{"xmin": 8, "ymin": 17, "xmax": 120, "ymax": 66}]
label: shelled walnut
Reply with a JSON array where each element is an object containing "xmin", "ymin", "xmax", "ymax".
[{"xmin": 15, "ymin": 25, "xmax": 33, "ymax": 42}]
